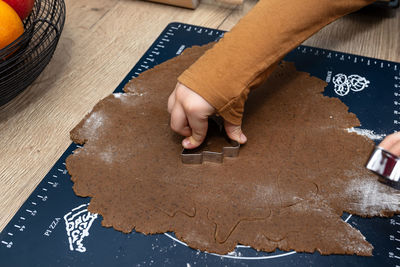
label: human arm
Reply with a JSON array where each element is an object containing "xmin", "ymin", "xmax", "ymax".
[{"xmin": 170, "ymin": 0, "xmax": 376, "ymax": 148}]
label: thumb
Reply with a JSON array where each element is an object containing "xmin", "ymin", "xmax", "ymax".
[
  {"xmin": 224, "ymin": 121, "xmax": 247, "ymax": 144},
  {"xmin": 182, "ymin": 115, "xmax": 208, "ymax": 149}
]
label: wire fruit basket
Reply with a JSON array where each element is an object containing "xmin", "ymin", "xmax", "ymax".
[{"xmin": 0, "ymin": 0, "xmax": 66, "ymax": 107}]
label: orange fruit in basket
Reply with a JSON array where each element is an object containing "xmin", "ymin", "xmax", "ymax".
[{"xmin": 0, "ymin": 0, "xmax": 24, "ymax": 50}]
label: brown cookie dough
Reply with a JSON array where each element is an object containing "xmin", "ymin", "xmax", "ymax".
[{"xmin": 66, "ymin": 45, "xmax": 400, "ymax": 256}]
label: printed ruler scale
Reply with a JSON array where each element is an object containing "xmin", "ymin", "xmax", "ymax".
[{"xmin": 1, "ymin": 22, "xmax": 400, "ymax": 266}]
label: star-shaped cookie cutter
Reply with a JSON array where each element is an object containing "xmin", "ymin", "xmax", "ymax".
[{"xmin": 181, "ymin": 116, "xmax": 240, "ymax": 164}]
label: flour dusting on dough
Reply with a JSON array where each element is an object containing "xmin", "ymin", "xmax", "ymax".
[
  {"xmin": 346, "ymin": 128, "xmax": 386, "ymax": 141},
  {"xmin": 99, "ymin": 146, "xmax": 114, "ymax": 164},
  {"xmin": 346, "ymin": 177, "xmax": 400, "ymax": 212},
  {"xmin": 113, "ymin": 93, "xmax": 133, "ymax": 104},
  {"xmin": 113, "ymin": 93, "xmax": 123, "ymax": 98},
  {"xmin": 82, "ymin": 111, "xmax": 105, "ymax": 140}
]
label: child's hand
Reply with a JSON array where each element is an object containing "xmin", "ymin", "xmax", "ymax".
[
  {"xmin": 379, "ymin": 132, "xmax": 400, "ymax": 156},
  {"xmin": 168, "ymin": 82, "xmax": 247, "ymax": 149}
]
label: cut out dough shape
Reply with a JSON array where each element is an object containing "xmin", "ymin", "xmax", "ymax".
[{"xmin": 66, "ymin": 44, "xmax": 400, "ymax": 256}]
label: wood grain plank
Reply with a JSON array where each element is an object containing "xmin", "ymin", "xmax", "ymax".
[{"xmin": 304, "ymin": 6, "xmax": 400, "ymax": 62}]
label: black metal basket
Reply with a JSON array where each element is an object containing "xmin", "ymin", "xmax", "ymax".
[{"xmin": 0, "ymin": 0, "xmax": 66, "ymax": 107}]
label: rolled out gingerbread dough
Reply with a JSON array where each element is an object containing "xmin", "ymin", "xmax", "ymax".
[{"xmin": 66, "ymin": 44, "xmax": 400, "ymax": 256}]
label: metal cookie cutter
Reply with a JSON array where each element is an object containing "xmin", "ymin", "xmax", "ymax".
[
  {"xmin": 181, "ymin": 116, "xmax": 240, "ymax": 164},
  {"xmin": 181, "ymin": 140, "xmax": 240, "ymax": 164},
  {"xmin": 366, "ymin": 146, "xmax": 400, "ymax": 182}
]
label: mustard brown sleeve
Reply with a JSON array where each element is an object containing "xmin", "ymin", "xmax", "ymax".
[{"xmin": 177, "ymin": 0, "xmax": 376, "ymax": 125}]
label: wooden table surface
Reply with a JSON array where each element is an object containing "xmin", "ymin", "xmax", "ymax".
[{"xmin": 0, "ymin": 0, "xmax": 399, "ymax": 232}]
